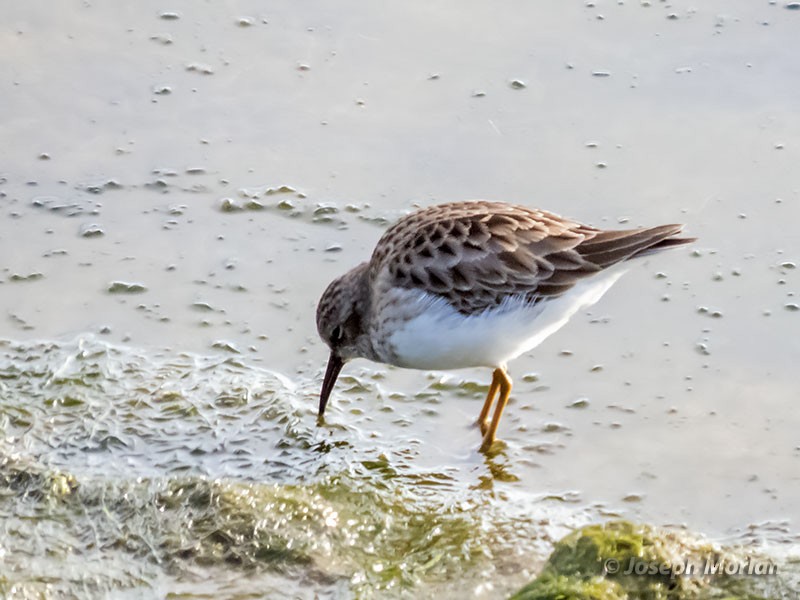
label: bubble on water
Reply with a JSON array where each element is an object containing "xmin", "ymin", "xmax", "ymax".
[
  {"xmin": 80, "ymin": 223, "xmax": 105, "ymax": 238},
  {"xmin": 219, "ymin": 198, "xmax": 242, "ymax": 212},
  {"xmin": 149, "ymin": 34, "xmax": 173, "ymax": 45},
  {"xmin": 107, "ymin": 281, "xmax": 147, "ymax": 294},
  {"xmin": 9, "ymin": 272, "xmax": 44, "ymax": 283},
  {"xmin": 313, "ymin": 204, "xmax": 340, "ymax": 223},
  {"xmin": 43, "ymin": 249, "xmax": 68, "ymax": 258},
  {"xmin": 81, "ymin": 179, "xmax": 123, "ymax": 194},
  {"xmin": 185, "ymin": 62, "xmax": 215, "ymax": 75},
  {"xmin": 144, "ymin": 179, "xmax": 168, "ymax": 190},
  {"xmin": 211, "ymin": 340, "xmax": 241, "ymax": 353},
  {"xmin": 567, "ymin": 398, "xmax": 590, "ymax": 409},
  {"xmin": 267, "ymin": 185, "xmax": 297, "ymax": 195},
  {"xmin": 191, "ymin": 302, "xmax": 217, "ymax": 312},
  {"xmin": 542, "ymin": 422, "xmax": 570, "ymax": 434}
]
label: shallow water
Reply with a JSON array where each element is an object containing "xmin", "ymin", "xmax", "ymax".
[
  {"xmin": 0, "ymin": 337, "xmax": 579, "ymax": 597},
  {"xmin": 2, "ymin": 1, "xmax": 799, "ymax": 597}
]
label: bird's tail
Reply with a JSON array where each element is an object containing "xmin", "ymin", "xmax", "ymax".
[{"xmin": 577, "ymin": 224, "xmax": 696, "ymax": 268}]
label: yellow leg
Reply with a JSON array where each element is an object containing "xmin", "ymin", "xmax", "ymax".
[
  {"xmin": 480, "ymin": 367, "xmax": 512, "ymax": 452},
  {"xmin": 477, "ymin": 369, "xmax": 503, "ymax": 435}
]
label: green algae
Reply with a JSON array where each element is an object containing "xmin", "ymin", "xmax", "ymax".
[
  {"xmin": 0, "ymin": 453, "xmax": 544, "ymax": 598},
  {"xmin": 510, "ymin": 521, "xmax": 795, "ymax": 600},
  {"xmin": 0, "ymin": 337, "xmax": 554, "ymax": 598},
  {"xmin": 1, "ymin": 338, "xmax": 796, "ymax": 599},
  {"xmin": 511, "ymin": 573, "xmax": 622, "ymax": 600}
]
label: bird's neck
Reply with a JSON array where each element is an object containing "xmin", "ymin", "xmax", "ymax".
[{"xmin": 347, "ymin": 263, "xmax": 381, "ymax": 362}]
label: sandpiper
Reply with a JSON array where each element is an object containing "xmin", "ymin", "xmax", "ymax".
[{"xmin": 316, "ymin": 201, "xmax": 694, "ymax": 452}]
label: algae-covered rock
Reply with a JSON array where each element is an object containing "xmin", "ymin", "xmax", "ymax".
[
  {"xmin": 510, "ymin": 521, "xmax": 790, "ymax": 600},
  {"xmin": 0, "ymin": 451, "xmax": 543, "ymax": 598},
  {"xmin": 154, "ymin": 477, "xmax": 327, "ymax": 569},
  {"xmin": 510, "ymin": 572, "xmax": 623, "ymax": 600}
]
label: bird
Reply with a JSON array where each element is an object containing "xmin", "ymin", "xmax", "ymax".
[{"xmin": 315, "ymin": 200, "xmax": 695, "ymax": 452}]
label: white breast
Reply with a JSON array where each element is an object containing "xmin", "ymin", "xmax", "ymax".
[{"xmin": 380, "ymin": 265, "xmax": 628, "ymax": 370}]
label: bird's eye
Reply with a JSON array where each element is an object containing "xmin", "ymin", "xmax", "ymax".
[{"xmin": 331, "ymin": 325, "xmax": 343, "ymax": 343}]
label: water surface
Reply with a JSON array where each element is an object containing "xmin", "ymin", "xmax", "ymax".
[{"xmin": 1, "ymin": 1, "xmax": 798, "ymax": 597}]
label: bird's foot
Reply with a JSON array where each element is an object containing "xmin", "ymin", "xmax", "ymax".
[
  {"xmin": 479, "ymin": 433, "xmax": 496, "ymax": 454},
  {"xmin": 480, "ymin": 436, "xmax": 509, "ymax": 457}
]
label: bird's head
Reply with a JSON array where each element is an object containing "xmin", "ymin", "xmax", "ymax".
[{"xmin": 315, "ymin": 262, "xmax": 370, "ymax": 417}]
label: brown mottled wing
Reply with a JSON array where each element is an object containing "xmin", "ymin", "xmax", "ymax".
[{"xmin": 370, "ymin": 201, "xmax": 693, "ymax": 314}]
